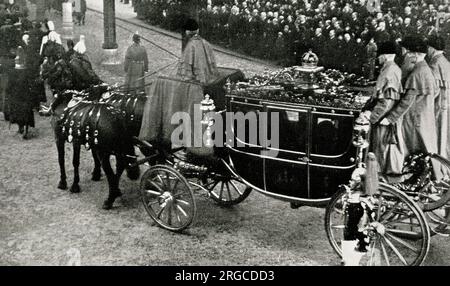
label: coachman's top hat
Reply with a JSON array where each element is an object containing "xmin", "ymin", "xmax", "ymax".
[
  {"xmin": 377, "ymin": 41, "xmax": 397, "ymax": 56},
  {"xmin": 398, "ymin": 36, "xmax": 416, "ymax": 50},
  {"xmin": 183, "ymin": 18, "xmax": 199, "ymax": 31},
  {"xmin": 400, "ymin": 36, "xmax": 427, "ymax": 53},
  {"xmin": 427, "ymin": 35, "xmax": 445, "ymax": 51}
]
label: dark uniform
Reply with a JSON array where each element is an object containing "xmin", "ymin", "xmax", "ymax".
[{"xmin": 124, "ymin": 38, "xmax": 148, "ymax": 92}]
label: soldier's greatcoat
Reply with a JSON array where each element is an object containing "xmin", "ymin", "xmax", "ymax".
[
  {"xmin": 368, "ymin": 61, "xmax": 404, "ymax": 176},
  {"xmin": 124, "ymin": 42, "xmax": 148, "ymax": 92},
  {"xmin": 386, "ymin": 61, "xmax": 439, "ymax": 161},
  {"xmin": 429, "ymin": 51, "xmax": 450, "ymax": 161}
]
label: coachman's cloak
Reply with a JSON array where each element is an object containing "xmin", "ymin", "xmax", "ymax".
[
  {"xmin": 386, "ymin": 61, "xmax": 439, "ymax": 178},
  {"xmin": 176, "ymin": 34, "xmax": 219, "ymax": 85},
  {"xmin": 368, "ymin": 61, "xmax": 404, "ymax": 177},
  {"xmin": 428, "ymin": 52, "xmax": 450, "ymax": 161}
]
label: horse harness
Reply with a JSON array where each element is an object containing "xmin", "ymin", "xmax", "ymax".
[{"xmin": 60, "ymin": 100, "xmax": 121, "ymax": 151}]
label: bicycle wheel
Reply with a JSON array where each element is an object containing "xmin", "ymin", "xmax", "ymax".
[{"xmin": 325, "ymin": 183, "xmax": 430, "ymax": 266}]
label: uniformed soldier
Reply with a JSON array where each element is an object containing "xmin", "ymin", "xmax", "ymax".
[{"xmin": 124, "ymin": 32, "xmax": 148, "ymax": 93}]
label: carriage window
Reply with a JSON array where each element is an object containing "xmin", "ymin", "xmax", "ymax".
[
  {"xmin": 267, "ymin": 108, "xmax": 309, "ymax": 153},
  {"xmin": 311, "ymin": 113, "xmax": 354, "ymax": 156},
  {"xmin": 229, "ymin": 101, "xmax": 263, "ymax": 147}
]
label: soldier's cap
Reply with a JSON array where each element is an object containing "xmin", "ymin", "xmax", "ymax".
[
  {"xmin": 183, "ymin": 18, "xmax": 199, "ymax": 31},
  {"xmin": 377, "ymin": 41, "xmax": 397, "ymax": 56},
  {"xmin": 427, "ymin": 34, "xmax": 445, "ymax": 51},
  {"xmin": 132, "ymin": 33, "xmax": 140, "ymax": 43}
]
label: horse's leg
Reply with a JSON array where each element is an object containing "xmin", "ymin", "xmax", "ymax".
[
  {"xmin": 23, "ymin": 125, "xmax": 29, "ymax": 140},
  {"xmin": 70, "ymin": 143, "xmax": 81, "ymax": 193},
  {"xmin": 56, "ymin": 136, "xmax": 67, "ymax": 190},
  {"xmin": 115, "ymin": 155, "xmax": 127, "ymax": 193},
  {"xmin": 99, "ymin": 152, "xmax": 122, "ymax": 210},
  {"xmin": 91, "ymin": 149, "xmax": 102, "ymax": 181}
]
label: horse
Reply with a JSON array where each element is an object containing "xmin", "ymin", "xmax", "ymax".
[{"xmin": 51, "ymin": 85, "xmax": 140, "ymax": 209}]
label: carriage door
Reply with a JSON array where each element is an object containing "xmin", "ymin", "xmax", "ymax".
[
  {"xmin": 227, "ymin": 97, "xmax": 265, "ymax": 190},
  {"xmin": 263, "ymin": 104, "xmax": 311, "ymax": 199}
]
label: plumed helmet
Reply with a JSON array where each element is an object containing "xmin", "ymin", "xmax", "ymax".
[
  {"xmin": 377, "ymin": 41, "xmax": 397, "ymax": 56},
  {"xmin": 48, "ymin": 31, "xmax": 61, "ymax": 44},
  {"xmin": 74, "ymin": 36, "xmax": 86, "ymax": 54},
  {"xmin": 183, "ymin": 18, "xmax": 199, "ymax": 31}
]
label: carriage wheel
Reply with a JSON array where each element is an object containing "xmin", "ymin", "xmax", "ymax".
[
  {"xmin": 325, "ymin": 183, "xmax": 430, "ymax": 266},
  {"xmin": 140, "ymin": 165, "xmax": 196, "ymax": 232},
  {"xmin": 426, "ymin": 206, "xmax": 450, "ymax": 237},
  {"xmin": 417, "ymin": 153, "xmax": 450, "ymax": 212},
  {"xmin": 200, "ymin": 172, "xmax": 252, "ymax": 207}
]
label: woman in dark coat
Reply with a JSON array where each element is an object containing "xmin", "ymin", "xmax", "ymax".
[{"xmin": 7, "ymin": 64, "xmax": 35, "ymax": 139}]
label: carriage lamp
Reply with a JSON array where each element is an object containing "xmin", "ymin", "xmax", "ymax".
[
  {"xmin": 201, "ymin": 95, "xmax": 216, "ymax": 148},
  {"xmin": 352, "ymin": 115, "xmax": 370, "ymax": 149},
  {"xmin": 226, "ymin": 78, "xmax": 232, "ymax": 94}
]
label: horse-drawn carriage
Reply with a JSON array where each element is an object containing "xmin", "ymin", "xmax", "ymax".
[{"xmin": 57, "ymin": 64, "xmax": 450, "ymax": 266}]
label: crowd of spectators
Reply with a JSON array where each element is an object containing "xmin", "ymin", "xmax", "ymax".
[{"xmin": 133, "ymin": 0, "xmax": 450, "ymax": 78}]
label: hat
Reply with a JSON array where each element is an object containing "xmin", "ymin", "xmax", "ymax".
[
  {"xmin": 132, "ymin": 32, "xmax": 140, "ymax": 43},
  {"xmin": 427, "ymin": 34, "xmax": 445, "ymax": 51},
  {"xmin": 183, "ymin": 18, "xmax": 199, "ymax": 31},
  {"xmin": 377, "ymin": 41, "xmax": 397, "ymax": 56},
  {"xmin": 404, "ymin": 36, "xmax": 428, "ymax": 53},
  {"xmin": 398, "ymin": 36, "xmax": 416, "ymax": 50}
]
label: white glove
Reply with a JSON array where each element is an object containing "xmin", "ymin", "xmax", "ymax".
[
  {"xmin": 362, "ymin": 110, "xmax": 371, "ymax": 120},
  {"xmin": 379, "ymin": 118, "xmax": 390, "ymax": 126}
]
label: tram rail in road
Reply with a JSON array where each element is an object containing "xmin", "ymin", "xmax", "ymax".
[{"xmin": 87, "ymin": 7, "xmax": 278, "ymax": 67}]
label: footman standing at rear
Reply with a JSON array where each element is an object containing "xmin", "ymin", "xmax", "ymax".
[
  {"xmin": 381, "ymin": 36, "xmax": 440, "ymax": 178},
  {"xmin": 362, "ymin": 41, "xmax": 404, "ymax": 182}
]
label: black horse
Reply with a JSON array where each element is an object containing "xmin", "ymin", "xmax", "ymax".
[{"xmin": 52, "ymin": 86, "xmax": 140, "ymax": 209}]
